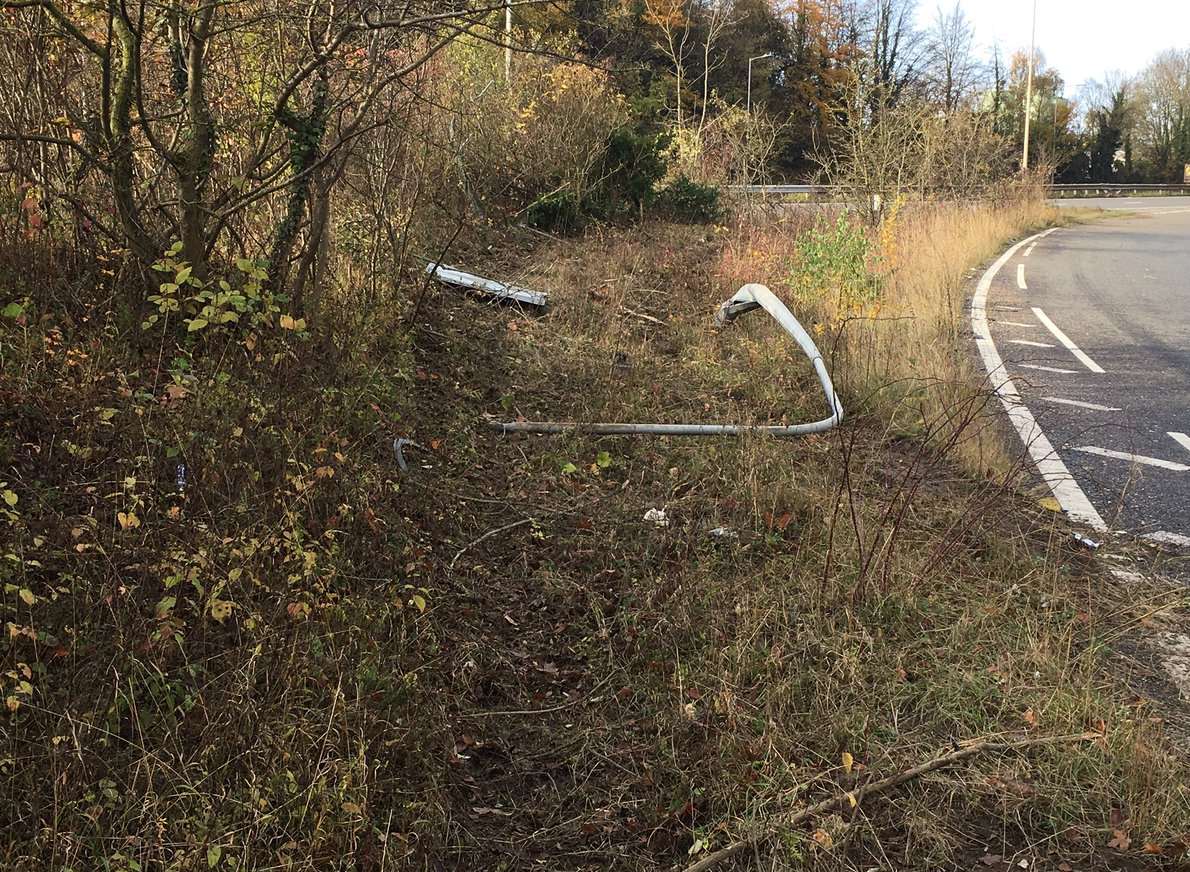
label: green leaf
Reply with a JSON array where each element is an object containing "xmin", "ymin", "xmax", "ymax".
[
  {"xmin": 559, "ymin": 462, "xmax": 578, "ymax": 475},
  {"xmin": 595, "ymin": 451, "xmax": 613, "ymax": 469},
  {"xmin": 18, "ymin": 588, "xmax": 35, "ymax": 606},
  {"xmin": 187, "ymin": 318, "xmax": 208, "ymax": 332},
  {"xmin": 159, "ymin": 282, "xmax": 178, "ymax": 294},
  {"xmin": 410, "ymin": 593, "xmax": 427, "ymax": 612},
  {"xmin": 175, "ymin": 266, "xmax": 192, "ymax": 283},
  {"xmin": 155, "ymin": 596, "xmax": 177, "ymax": 619},
  {"xmin": 207, "ymin": 845, "xmax": 222, "ymax": 868},
  {"xmin": 2, "ymin": 489, "xmax": 17, "ymax": 507},
  {"xmin": 1, "ymin": 302, "xmax": 24, "ymax": 319}
]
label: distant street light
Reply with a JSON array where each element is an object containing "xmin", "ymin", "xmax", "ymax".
[
  {"xmin": 1022, "ymin": 0, "xmax": 1038, "ymax": 171},
  {"xmin": 747, "ymin": 53, "xmax": 774, "ymax": 113}
]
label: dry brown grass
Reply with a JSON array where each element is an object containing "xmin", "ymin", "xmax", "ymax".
[{"xmin": 5, "ymin": 198, "xmax": 1189, "ymax": 872}]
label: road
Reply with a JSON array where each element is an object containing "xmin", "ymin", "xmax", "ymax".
[{"xmin": 977, "ymin": 197, "xmax": 1190, "ymax": 546}]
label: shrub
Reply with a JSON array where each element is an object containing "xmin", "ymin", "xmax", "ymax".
[
  {"xmin": 655, "ymin": 175, "xmax": 722, "ymax": 223},
  {"xmin": 526, "ymin": 190, "xmax": 587, "ymax": 233}
]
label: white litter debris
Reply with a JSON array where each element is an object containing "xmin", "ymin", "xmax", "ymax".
[
  {"xmin": 1071, "ymin": 533, "xmax": 1101, "ymax": 550},
  {"xmin": 425, "ymin": 263, "xmax": 548, "ymax": 307},
  {"xmin": 644, "ymin": 508, "xmax": 670, "ymax": 528},
  {"xmin": 708, "ymin": 527, "xmax": 739, "ymax": 541}
]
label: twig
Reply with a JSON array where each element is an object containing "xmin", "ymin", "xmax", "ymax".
[
  {"xmin": 682, "ymin": 732, "xmax": 1100, "ymax": 872},
  {"xmin": 449, "ymin": 518, "xmax": 532, "ymax": 571}
]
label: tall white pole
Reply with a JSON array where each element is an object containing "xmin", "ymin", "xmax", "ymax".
[
  {"xmin": 747, "ymin": 57, "xmax": 754, "ymax": 112},
  {"xmin": 504, "ymin": 1, "xmax": 512, "ymax": 84},
  {"xmin": 1023, "ymin": 0, "xmax": 1037, "ymax": 170}
]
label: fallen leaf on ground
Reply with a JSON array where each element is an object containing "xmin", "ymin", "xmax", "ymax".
[{"xmin": 1108, "ymin": 829, "xmax": 1132, "ymax": 851}]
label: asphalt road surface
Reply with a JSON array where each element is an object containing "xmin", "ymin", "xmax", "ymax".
[{"xmin": 979, "ymin": 197, "xmax": 1190, "ymax": 546}]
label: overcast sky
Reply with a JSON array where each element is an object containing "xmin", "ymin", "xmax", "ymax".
[{"xmin": 918, "ymin": 0, "xmax": 1190, "ymax": 95}]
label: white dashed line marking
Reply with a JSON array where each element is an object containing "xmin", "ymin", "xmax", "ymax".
[
  {"xmin": 1024, "ymin": 243, "xmax": 1037, "ymax": 257},
  {"xmin": 970, "ymin": 228, "xmax": 1105, "ymax": 530},
  {"xmin": 1008, "ymin": 339, "xmax": 1055, "ymax": 348},
  {"xmin": 1145, "ymin": 530, "xmax": 1190, "ymax": 547},
  {"xmin": 997, "ymin": 320, "xmax": 1037, "ymax": 328},
  {"xmin": 1019, "ymin": 363, "xmax": 1078, "ymax": 374},
  {"xmin": 1017, "ymin": 264, "xmax": 1028, "ymax": 289},
  {"xmin": 1072, "ymin": 446, "xmax": 1190, "ymax": 471},
  {"xmin": 1041, "ymin": 397, "xmax": 1121, "ymax": 412},
  {"xmin": 1031, "ymin": 308, "xmax": 1106, "ymax": 373},
  {"xmin": 1169, "ymin": 432, "xmax": 1190, "ymax": 454}
]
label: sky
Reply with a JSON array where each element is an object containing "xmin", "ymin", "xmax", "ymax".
[{"xmin": 919, "ymin": 0, "xmax": 1190, "ymax": 95}]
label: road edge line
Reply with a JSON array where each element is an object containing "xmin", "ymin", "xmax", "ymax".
[{"xmin": 971, "ymin": 229, "xmax": 1108, "ymax": 531}]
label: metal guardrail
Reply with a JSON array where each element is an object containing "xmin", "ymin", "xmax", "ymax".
[
  {"xmin": 490, "ymin": 283, "xmax": 843, "ymax": 438},
  {"xmin": 1048, "ymin": 183, "xmax": 1190, "ymax": 197},
  {"xmin": 733, "ymin": 182, "xmax": 1190, "ymax": 198},
  {"xmin": 729, "ymin": 184, "xmax": 829, "ymax": 196}
]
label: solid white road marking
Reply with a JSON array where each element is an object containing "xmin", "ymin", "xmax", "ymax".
[
  {"xmin": 1169, "ymin": 432, "xmax": 1190, "ymax": 454},
  {"xmin": 1019, "ymin": 364, "xmax": 1078, "ymax": 374},
  {"xmin": 1041, "ymin": 397, "xmax": 1121, "ymax": 412},
  {"xmin": 997, "ymin": 320, "xmax": 1037, "ymax": 328},
  {"xmin": 1008, "ymin": 339, "xmax": 1055, "ymax": 348},
  {"xmin": 1031, "ymin": 308, "xmax": 1106, "ymax": 373},
  {"xmin": 1017, "ymin": 264, "xmax": 1028, "ymax": 289},
  {"xmin": 970, "ymin": 230, "xmax": 1106, "ymax": 530},
  {"xmin": 1145, "ymin": 531, "xmax": 1190, "ymax": 547},
  {"xmin": 1072, "ymin": 446, "xmax": 1190, "ymax": 471}
]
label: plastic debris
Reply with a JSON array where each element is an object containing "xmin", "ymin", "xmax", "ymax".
[
  {"xmin": 425, "ymin": 263, "xmax": 548, "ymax": 307},
  {"xmin": 708, "ymin": 527, "xmax": 739, "ymax": 541},
  {"xmin": 1071, "ymin": 533, "xmax": 1101, "ymax": 550},
  {"xmin": 175, "ymin": 463, "xmax": 188, "ymax": 494},
  {"xmin": 644, "ymin": 508, "xmax": 670, "ymax": 528}
]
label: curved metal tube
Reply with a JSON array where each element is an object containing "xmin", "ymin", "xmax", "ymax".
[{"xmin": 490, "ymin": 283, "xmax": 843, "ymax": 438}]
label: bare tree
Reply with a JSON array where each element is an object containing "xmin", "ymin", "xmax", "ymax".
[
  {"xmin": 926, "ymin": 2, "xmax": 980, "ymax": 112},
  {"xmin": 1134, "ymin": 49, "xmax": 1190, "ymax": 181},
  {"xmin": 0, "ymin": 0, "xmax": 550, "ymax": 305},
  {"xmin": 864, "ymin": 0, "xmax": 922, "ymax": 110}
]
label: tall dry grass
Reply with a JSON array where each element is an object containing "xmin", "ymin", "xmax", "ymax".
[{"xmin": 720, "ymin": 194, "xmax": 1060, "ymax": 477}]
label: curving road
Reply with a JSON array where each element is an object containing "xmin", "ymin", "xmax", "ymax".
[{"xmin": 977, "ymin": 197, "xmax": 1190, "ymax": 545}]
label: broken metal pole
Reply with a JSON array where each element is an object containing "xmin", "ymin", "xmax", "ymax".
[
  {"xmin": 425, "ymin": 263, "xmax": 548, "ymax": 307},
  {"xmin": 489, "ymin": 283, "xmax": 843, "ymax": 438}
]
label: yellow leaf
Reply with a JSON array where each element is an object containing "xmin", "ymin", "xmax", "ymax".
[
  {"xmin": 279, "ymin": 315, "xmax": 297, "ymax": 330},
  {"xmin": 5, "ymin": 696, "xmax": 19, "ymax": 713},
  {"xmin": 117, "ymin": 511, "xmax": 140, "ymax": 530},
  {"xmin": 841, "ymin": 751, "xmax": 853, "ymax": 774},
  {"xmin": 18, "ymin": 589, "xmax": 35, "ymax": 606},
  {"xmin": 209, "ymin": 599, "xmax": 234, "ymax": 623},
  {"xmin": 846, "ymin": 792, "xmax": 857, "ymax": 809},
  {"xmin": 341, "ymin": 801, "xmax": 362, "ymax": 815},
  {"xmin": 812, "ymin": 828, "xmax": 833, "ymax": 848},
  {"xmin": 1038, "ymin": 497, "xmax": 1062, "ymax": 513}
]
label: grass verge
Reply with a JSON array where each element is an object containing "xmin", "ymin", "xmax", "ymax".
[{"xmin": 1, "ymin": 199, "xmax": 1187, "ymax": 871}]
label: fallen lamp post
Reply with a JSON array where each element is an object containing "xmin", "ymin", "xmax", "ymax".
[
  {"xmin": 488, "ymin": 283, "xmax": 843, "ymax": 437},
  {"xmin": 425, "ymin": 262, "xmax": 548, "ymax": 308}
]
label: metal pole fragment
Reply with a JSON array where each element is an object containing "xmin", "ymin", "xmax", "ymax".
[{"xmin": 489, "ymin": 284, "xmax": 844, "ymax": 438}]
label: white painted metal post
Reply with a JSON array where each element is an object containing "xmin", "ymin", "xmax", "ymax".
[{"xmin": 1022, "ymin": 0, "xmax": 1037, "ymax": 170}]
